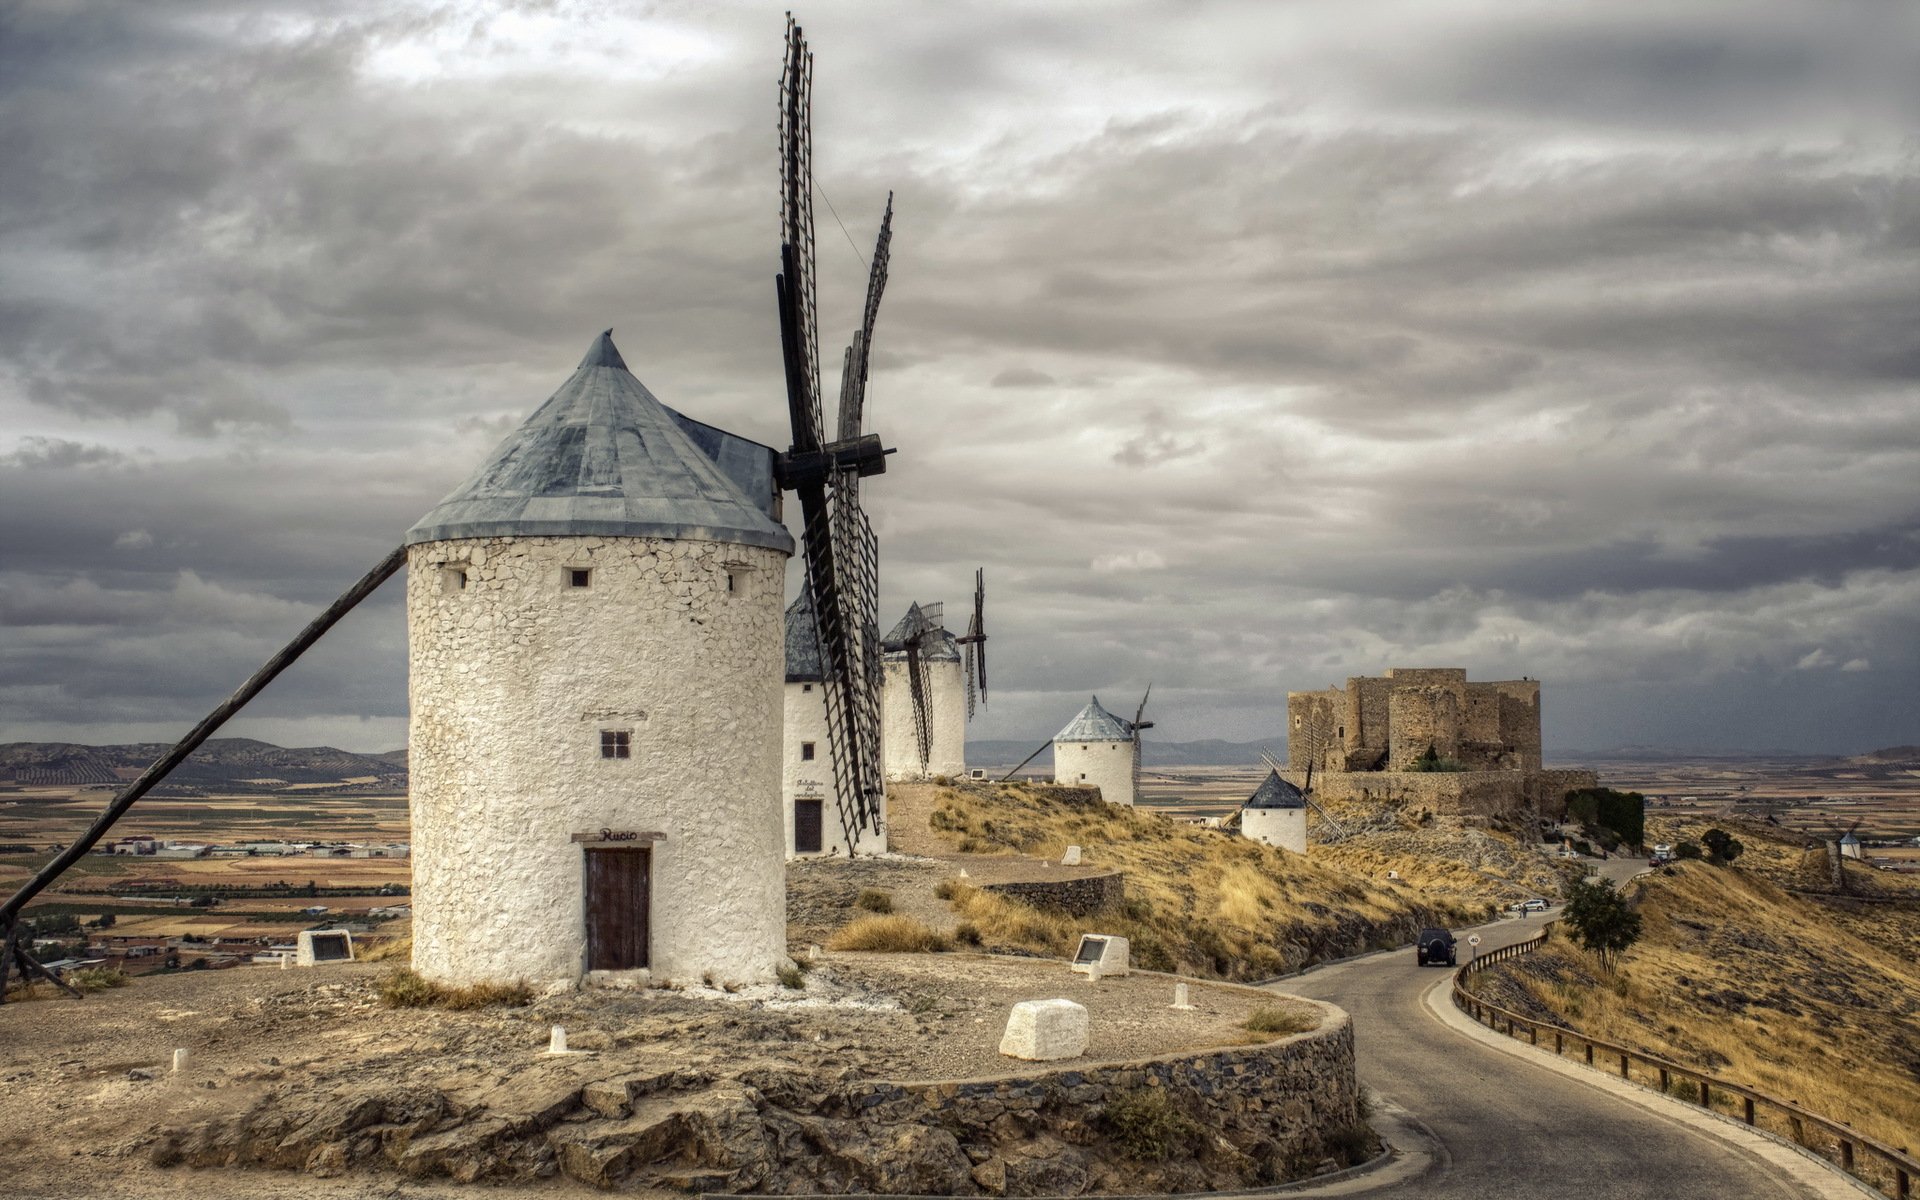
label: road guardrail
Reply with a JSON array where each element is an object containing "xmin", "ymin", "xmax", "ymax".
[{"xmin": 1454, "ymin": 929, "xmax": 1918, "ymax": 1200}]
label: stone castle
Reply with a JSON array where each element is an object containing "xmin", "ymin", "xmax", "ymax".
[{"xmin": 1287, "ymin": 668, "xmax": 1594, "ymax": 818}]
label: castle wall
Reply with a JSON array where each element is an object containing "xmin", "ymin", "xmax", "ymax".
[
  {"xmin": 407, "ymin": 535, "xmax": 788, "ymax": 988},
  {"xmin": 881, "ymin": 657, "xmax": 967, "ymax": 781},
  {"xmin": 1286, "ymin": 689, "xmax": 1345, "ymax": 772},
  {"xmin": 1493, "ymin": 680, "xmax": 1543, "ymax": 770},
  {"xmin": 783, "ymin": 681, "xmax": 887, "ymax": 858},
  {"xmin": 1054, "ymin": 737, "xmax": 1136, "ymax": 806},
  {"xmin": 1295, "ymin": 767, "xmax": 1597, "ymax": 819},
  {"xmin": 1244, "ymin": 806, "xmax": 1308, "ymax": 854},
  {"xmin": 1387, "ymin": 685, "xmax": 1461, "ymax": 769}
]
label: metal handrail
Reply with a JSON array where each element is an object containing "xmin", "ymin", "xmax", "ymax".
[{"xmin": 1453, "ymin": 931, "xmax": 1918, "ymax": 1200}]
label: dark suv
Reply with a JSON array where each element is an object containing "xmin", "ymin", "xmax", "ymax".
[{"xmin": 1416, "ymin": 927, "xmax": 1458, "ymax": 967}]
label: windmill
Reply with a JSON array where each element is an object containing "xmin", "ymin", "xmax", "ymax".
[
  {"xmin": 774, "ymin": 15, "xmax": 896, "ymax": 849},
  {"xmin": 955, "ymin": 568, "xmax": 989, "ymax": 720},
  {"xmin": 1259, "ymin": 748, "xmax": 1350, "ymax": 842},
  {"xmin": 882, "ymin": 601, "xmax": 947, "ymax": 772},
  {"xmin": 1815, "ymin": 818, "xmax": 1863, "ymax": 892}
]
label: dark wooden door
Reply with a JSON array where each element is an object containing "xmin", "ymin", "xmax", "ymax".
[
  {"xmin": 585, "ymin": 847, "xmax": 650, "ymax": 970},
  {"xmin": 794, "ymin": 799, "xmax": 824, "ymax": 854}
]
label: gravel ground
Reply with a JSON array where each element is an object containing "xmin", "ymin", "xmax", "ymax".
[{"xmin": 0, "ymin": 952, "xmax": 1317, "ymax": 1197}]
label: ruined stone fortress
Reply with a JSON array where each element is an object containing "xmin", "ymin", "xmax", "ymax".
[{"xmin": 1287, "ymin": 668, "xmax": 1596, "ymax": 818}]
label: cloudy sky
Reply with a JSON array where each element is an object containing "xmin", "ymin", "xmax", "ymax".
[{"xmin": 2, "ymin": 0, "xmax": 1916, "ymax": 756}]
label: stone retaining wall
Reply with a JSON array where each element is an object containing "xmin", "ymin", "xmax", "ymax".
[{"xmin": 982, "ymin": 872, "xmax": 1125, "ymax": 917}]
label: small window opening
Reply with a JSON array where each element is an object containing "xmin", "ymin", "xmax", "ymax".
[
  {"xmin": 801, "ymin": 741, "xmax": 816, "ymax": 761},
  {"xmin": 1079, "ymin": 773, "xmax": 1088, "ymax": 782},
  {"xmin": 726, "ymin": 572, "xmax": 737, "ymax": 593},
  {"xmin": 802, "ymin": 683, "xmax": 814, "ymax": 693},
  {"xmin": 1338, "ymin": 726, "xmax": 1345, "ymax": 739},
  {"xmin": 441, "ymin": 567, "xmax": 467, "ymax": 593},
  {"xmin": 1293, "ymin": 715, "xmax": 1302, "ymax": 729},
  {"xmin": 599, "ymin": 729, "xmax": 630, "ymax": 759},
  {"xmin": 568, "ymin": 568, "xmax": 592, "ymax": 589}
]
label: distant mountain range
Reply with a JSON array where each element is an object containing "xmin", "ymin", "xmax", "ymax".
[
  {"xmin": 967, "ymin": 738, "xmax": 1286, "ymax": 768},
  {"xmin": 0, "ymin": 738, "xmax": 406, "ymax": 789}
]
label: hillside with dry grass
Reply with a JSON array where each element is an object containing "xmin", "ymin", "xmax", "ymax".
[
  {"xmin": 888, "ymin": 781, "xmax": 1519, "ymax": 980},
  {"xmin": 1465, "ymin": 820, "xmax": 1920, "ymax": 1148}
]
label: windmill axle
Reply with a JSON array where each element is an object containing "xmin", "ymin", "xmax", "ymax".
[{"xmin": 777, "ymin": 433, "xmax": 892, "ymax": 488}]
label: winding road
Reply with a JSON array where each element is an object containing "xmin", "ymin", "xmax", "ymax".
[{"xmin": 1274, "ymin": 858, "xmax": 1848, "ymax": 1199}]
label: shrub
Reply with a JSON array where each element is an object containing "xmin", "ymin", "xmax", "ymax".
[
  {"xmin": 855, "ymin": 888, "xmax": 894, "ymax": 914},
  {"xmin": 953, "ymin": 921, "xmax": 983, "ymax": 946},
  {"xmin": 1701, "ymin": 828, "xmax": 1744, "ymax": 865},
  {"xmin": 1244, "ymin": 1005, "xmax": 1317, "ymax": 1037},
  {"xmin": 776, "ymin": 963, "xmax": 805, "ymax": 989},
  {"xmin": 1322, "ymin": 1121, "xmax": 1377, "ymax": 1166},
  {"xmin": 66, "ymin": 968, "xmax": 128, "ymax": 993},
  {"xmin": 377, "ymin": 968, "xmax": 531, "ymax": 1009},
  {"xmin": 1674, "ymin": 841, "xmax": 1704, "ymax": 860},
  {"xmin": 1102, "ymin": 1089, "xmax": 1204, "ymax": 1161},
  {"xmin": 826, "ymin": 915, "xmax": 951, "ymax": 953},
  {"xmin": 933, "ymin": 878, "xmax": 960, "ymax": 900}
]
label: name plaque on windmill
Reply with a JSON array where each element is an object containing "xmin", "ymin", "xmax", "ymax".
[{"xmin": 570, "ymin": 829, "xmax": 666, "ymax": 845}]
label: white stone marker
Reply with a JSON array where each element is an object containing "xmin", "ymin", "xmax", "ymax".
[
  {"xmin": 172, "ymin": 1049, "xmax": 190, "ymax": 1073},
  {"xmin": 1060, "ymin": 845, "xmax": 1082, "ymax": 866},
  {"xmin": 548, "ymin": 1026, "xmax": 569, "ymax": 1055},
  {"xmin": 1171, "ymin": 983, "xmax": 1196, "ymax": 1011},
  {"xmin": 999, "ymin": 999, "xmax": 1089, "ymax": 1062}
]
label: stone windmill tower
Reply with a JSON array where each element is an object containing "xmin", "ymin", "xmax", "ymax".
[
  {"xmin": 1051, "ymin": 695, "xmax": 1143, "ymax": 806},
  {"xmin": 405, "ymin": 332, "xmax": 797, "ymax": 987},
  {"xmin": 1240, "ymin": 770, "xmax": 1308, "ymax": 853},
  {"xmin": 880, "ymin": 602, "xmax": 967, "ymax": 781},
  {"xmin": 782, "ymin": 591, "xmax": 887, "ymax": 857}
]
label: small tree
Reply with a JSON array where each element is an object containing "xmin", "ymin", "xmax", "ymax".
[
  {"xmin": 1673, "ymin": 841, "xmax": 1703, "ymax": 861},
  {"xmin": 1561, "ymin": 877, "xmax": 1641, "ymax": 971},
  {"xmin": 1701, "ymin": 828, "xmax": 1744, "ymax": 865}
]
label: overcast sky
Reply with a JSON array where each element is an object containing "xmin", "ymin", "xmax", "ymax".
[{"xmin": 2, "ymin": 0, "xmax": 1916, "ymax": 757}]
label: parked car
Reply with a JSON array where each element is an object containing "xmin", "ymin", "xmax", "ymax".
[
  {"xmin": 1415, "ymin": 927, "xmax": 1458, "ymax": 967},
  {"xmin": 1521, "ymin": 898, "xmax": 1549, "ymax": 913}
]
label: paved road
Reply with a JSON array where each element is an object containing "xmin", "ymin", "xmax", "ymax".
[{"xmin": 1278, "ymin": 858, "xmax": 1819, "ymax": 1199}]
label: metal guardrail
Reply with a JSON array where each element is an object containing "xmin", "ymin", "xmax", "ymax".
[{"xmin": 1454, "ymin": 930, "xmax": 1918, "ymax": 1200}]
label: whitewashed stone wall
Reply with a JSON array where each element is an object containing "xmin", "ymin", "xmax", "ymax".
[
  {"xmin": 407, "ymin": 534, "xmax": 787, "ymax": 988},
  {"xmin": 1053, "ymin": 739, "xmax": 1136, "ymax": 806},
  {"xmin": 1243, "ymin": 806, "xmax": 1308, "ymax": 854},
  {"xmin": 880, "ymin": 657, "xmax": 967, "ymax": 781},
  {"xmin": 781, "ymin": 680, "xmax": 887, "ymax": 857}
]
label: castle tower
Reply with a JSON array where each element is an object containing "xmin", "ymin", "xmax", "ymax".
[
  {"xmin": 1241, "ymin": 770, "xmax": 1307, "ymax": 854},
  {"xmin": 880, "ymin": 603, "xmax": 967, "ymax": 781},
  {"xmin": 1052, "ymin": 696, "xmax": 1137, "ymax": 806},
  {"xmin": 405, "ymin": 332, "xmax": 794, "ymax": 988},
  {"xmin": 783, "ymin": 592, "xmax": 887, "ymax": 856}
]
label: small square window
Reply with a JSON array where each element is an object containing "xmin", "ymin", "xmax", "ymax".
[
  {"xmin": 802, "ymin": 683, "xmax": 813, "ymax": 693},
  {"xmin": 440, "ymin": 567, "xmax": 467, "ymax": 593},
  {"xmin": 801, "ymin": 741, "xmax": 816, "ymax": 761},
  {"xmin": 568, "ymin": 568, "xmax": 592, "ymax": 589},
  {"xmin": 600, "ymin": 729, "xmax": 630, "ymax": 759}
]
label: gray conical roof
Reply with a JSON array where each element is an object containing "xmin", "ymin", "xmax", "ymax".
[
  {"xmin": 1245, "ymin": 769, "xmax": 1305, "ymax": 809},
  {"xmin": 406, "ymin": 331, "xmax": 794, "ymax": 553},
  {"xmin": 785, "ymin": 591, "xmax": 823, "ymax": 682},
  {"xmin": 881, "ymin": 602, "xmax": 960, "ymax": 663},
  {"xmin": 1053, "ymin": 696, "xmax": 1133, "ymax": 742}
]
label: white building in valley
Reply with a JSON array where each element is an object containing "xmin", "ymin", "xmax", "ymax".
[
  {"xmin": 782, "ymin": 591, "xmax": 886, "ymax": 857},
  {"xmin": 1052, "ymin": 696, "xmax": 1138, "ymax": 806},
  {"xmin": 1241, "ymin": 770, "xmax": 1308, "ymax": 854},
  {"xmin": 880, "ymin": 602, "xmax": 967, "ymax": 782},
  {"xmin": 405, "ymin": 331, "xmax": 794, "ymax": 988}
]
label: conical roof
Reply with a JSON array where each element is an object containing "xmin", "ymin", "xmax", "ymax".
[
  {"xmin": 1245, "ymin": 769, "xmax": 1305, "ymax": 809},
  {"xmin": 406, "ymin": 332, "xmax": 794, "ymax": 553},
  {"xmin": 881, "ymin": 602, "xmax": 960, "ymax": 663},
  {"xmin": 784, "ymin": 591, "xmax": 823, "ymax": 682},
  {"xmin": 1053, "ymin": 696, "xmax": 1133, "ymax": 742}
]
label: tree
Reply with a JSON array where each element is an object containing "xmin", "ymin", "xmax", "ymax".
[
  {"xmin": 1673, "ymin": 841, "xmax": 1703, "ymax": 860},
  {"xmin": 1701, "ymin": 828, "xmax": 1744, "ymax": 865},
  {"xmin": 1561, "ymin": 877, "xmax": 1642, "ymax": 970}
]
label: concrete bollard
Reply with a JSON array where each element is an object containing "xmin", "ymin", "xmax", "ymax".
[
  {"xmin": 548, "ymin": 1026, "xmax": 568, "ymax": 1055},
  {"xmin": 1171, "ymin": 983, "xmax": 1195, "ymax": 1010},
  {"xmin": 172, "ymin": 1049, "xmax": 189, "ymax": 1073}
]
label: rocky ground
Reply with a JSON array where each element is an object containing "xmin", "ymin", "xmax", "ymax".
[{"xmin": 0, "ymin": 952, "xmax": 1324, "ymax": 1197}]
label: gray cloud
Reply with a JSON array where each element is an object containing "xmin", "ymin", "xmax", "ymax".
[{"xmin": 0, "ymin": 0, "xmax": 1915, "ymax": 755}]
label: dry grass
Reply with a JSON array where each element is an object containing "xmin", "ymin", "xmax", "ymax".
[
  {"xmin": 826, "ymin": 915, "xmax": 952, "ymax": 953},
  {"xmin": 1472, "ymin": 831, "xmax": 1920, "ymax": 1149},
  {"xmin": 914, "ymin": 782, "xmax": 1475, "ymax": 979},
  {"xmin": 376, "ymin": 968, "xmax": 532, "ymax": 1010},
  {"xmin": 358, "ymin": 933, "xmax": 411, "ymax": 962},
  {"xmin": 1243, "ymin": 1004, "xmax": 1318, "ymax": 1037}
]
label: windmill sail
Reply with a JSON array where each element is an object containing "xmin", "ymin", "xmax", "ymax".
[{"xmin": 776, "ymin": 17, "xmax": 889, "ymax": 840}]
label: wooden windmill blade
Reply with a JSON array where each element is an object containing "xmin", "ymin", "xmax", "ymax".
[
  {"xmin": 1129, "ymin": 684, "xmax": 1153, "ymax": 799},
  {"xmin": 836, "ymin": 194, "xmax": 892, "ymax": 444},
  {"xmin": 776, "ymin": 17, "xmax": 890, "ymax": 837},
  {"xmin": 958, "ymin": 567, "xmax": 987, "ymax": 720}
]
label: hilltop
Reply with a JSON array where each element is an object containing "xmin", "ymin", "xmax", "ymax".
[
  {"xmin": 1464, "ymin": 817, "xmax": 1920, "ymax": 1148},
  {"xmin": 0, "ymin": 739, "xmax": 405, "ymax": 790}
]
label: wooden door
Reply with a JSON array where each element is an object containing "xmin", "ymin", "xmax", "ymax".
[
  {"xmin": 794, "ymin": 799, "xmax": 824, "ymax": 854},
  {"xmin": 584, "ymin": 847, "xmax": 651, "ymax": 970}
]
